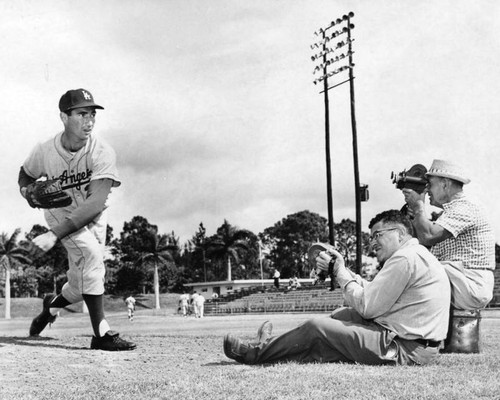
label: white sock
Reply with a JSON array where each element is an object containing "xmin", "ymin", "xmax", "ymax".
[{"xmin": 98, "ymin": 320, "xmax": 111, "ymax": 337}]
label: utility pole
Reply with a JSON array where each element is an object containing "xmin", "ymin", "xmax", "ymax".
[
  {"xmin": 320, "ymin": 28, "xmax": 335, "ymax": 246},
  {"xmin": 311, "ymin": 12, "xmax": 366, "ymax": 271},
  {"xmin": 345, "ymin": 14, "xmax": 363, "ymax": 274}
]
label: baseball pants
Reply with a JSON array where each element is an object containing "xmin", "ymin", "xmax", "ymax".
[{"xmin": 60, "ymin": 224, "xmax": 106, "ymax": 303}]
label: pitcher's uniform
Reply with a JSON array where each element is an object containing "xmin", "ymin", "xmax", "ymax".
[{"xmin": 22, "ymin": 132, "xmax": 120, "ymax": 303}]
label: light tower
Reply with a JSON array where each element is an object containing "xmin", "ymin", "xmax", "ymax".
[{"xmin": 311, "ymin": 12, "xmax": 366, "ymax": 272}]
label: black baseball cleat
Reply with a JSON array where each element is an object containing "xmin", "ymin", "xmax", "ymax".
[
  {"xmin": 29, "ymin": 294, "xmax": 58, "ymax": 336},
  {"xmin": 90, "ymin": 331, "xmax": 137, "ymax": 351}
]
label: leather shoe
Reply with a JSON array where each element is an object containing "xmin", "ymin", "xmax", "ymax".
[
  {"xmin": 256, "ymin": 321, "xmax": 273, "ymax": 345},
  {"xmin": 224, "ymin": 334, "xmax": 250, "ymax": 364}
]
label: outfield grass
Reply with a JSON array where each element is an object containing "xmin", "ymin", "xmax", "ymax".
[
  {"xmin": 1, "ymin": 300, "xmax": 499, "ymax": 400},
  {"xmin": 0, "ymin": 294, "xmax": 181, "ymax": 319}
]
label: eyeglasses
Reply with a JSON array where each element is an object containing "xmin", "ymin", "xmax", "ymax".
[{"xmin": 369, "ymin": 227, "xmax": 399, "ymax": 242}]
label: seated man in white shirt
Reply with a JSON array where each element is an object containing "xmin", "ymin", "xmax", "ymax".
[{"xmin": 223, "ymin": 209, "xmax": 451, "ymax": 366}]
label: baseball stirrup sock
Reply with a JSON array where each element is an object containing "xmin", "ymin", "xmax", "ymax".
[
  {"xmin": 98, "ymin": 320, "xmax": 111, "ymax": 337},
  {"xmin": 82, "ymin": 294, "xmax": 107, "ymax": 337},
  {"xmin": 49, "ymin": 294, "xmax": 71, "ymax": 316}
]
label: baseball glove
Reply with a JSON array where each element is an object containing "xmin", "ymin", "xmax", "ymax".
[{"xmin": 25, "ymin": 179, "xmax": 72, "ymax": 209}]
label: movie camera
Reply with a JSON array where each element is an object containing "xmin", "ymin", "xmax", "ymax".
[{"xmin": 391, "ymin": 164, "xmax": 428, "ymax": 194}]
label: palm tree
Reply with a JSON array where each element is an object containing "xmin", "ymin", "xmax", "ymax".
[
  {"xmin": 0, "ymin": 229, "xmax": 32, "ymax": 319},
  {"xmin": 205, "ymin": 220, "xmax": 255, "ymax": 281},
  {"xmin": 136, "ymin": 229, "xmax": 174, "ymax": 310}
]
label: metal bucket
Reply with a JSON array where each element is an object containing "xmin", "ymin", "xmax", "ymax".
[{"xmin": 442, "ymin": 309, "xmax": 481, "ymax": 353}]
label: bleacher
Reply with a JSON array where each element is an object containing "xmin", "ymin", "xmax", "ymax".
[
  {"xmin": 487, "ymin": 267, "xmax": 500, "ymax": 308},
  {"xmin": 202, "ymin": 265, "xmax": 500, "ymax": 315},
  {"xmin": 204, "ymin": 284, "xmax": 345, "ymax": 315}
]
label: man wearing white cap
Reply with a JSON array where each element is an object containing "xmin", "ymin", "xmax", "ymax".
[{"xmin": 403, "ymin": 159, "xmax": 495, "ymax": 310}]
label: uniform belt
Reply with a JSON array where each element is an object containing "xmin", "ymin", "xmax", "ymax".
[{"xmin": 414, "ymin": 338, "xmax": 441, "ymax": 348}]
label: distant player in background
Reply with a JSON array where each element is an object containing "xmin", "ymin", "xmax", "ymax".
[
  {"xmin": 190, "ymin": 291, "xmax": 199, "ymax": 317},
  {"xmin": 193, "ymin": 293, "xmax": 206, "ymax": 318},
  {"xmin": 19, "ymin": 88, "xmax": 136, "ymax": 351},
  {"xmin": 125, "ymin": 295, "xmax": 136, "ymax": 321},
  {"xmin": 179, "ymin": 292, "xmax": 190, "ymax": 317}
]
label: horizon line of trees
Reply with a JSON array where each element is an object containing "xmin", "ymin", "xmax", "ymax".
[
  {"xmin": 0, "ymin": 210, "xmax": 371, "ymax": 310},
  {"xmin": 3, "ymin": 209, "xmax": 500, "ymax": 318}
]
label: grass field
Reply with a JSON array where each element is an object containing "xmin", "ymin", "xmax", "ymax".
[{"xmin": 1, "ymin": 298, "xmax": 499, "ymax": 400}]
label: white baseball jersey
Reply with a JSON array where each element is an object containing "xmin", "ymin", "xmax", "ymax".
[
  {"xmin": 23, "ymin": 132, "xmax": 121, "ymax": 217},
  {"xmin": 179, "ymin": 293, "xmax": 189, "ymax": 306},
  {"xmin": 193, "ymin": 294, "xmax": 205, "ymax": 306},
  {"xmin": 125, "ymin": 296, "xmax": 136, "ymax": 309},
  {"xmin": 23, "ymin": 131, "xmax": 121, "ymax": 229},
  {"xmin": 22, "ymin": 131, "xmax": 120, "ymax": 301}
]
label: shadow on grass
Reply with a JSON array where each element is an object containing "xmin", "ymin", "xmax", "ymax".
[
  {"xmin": 135, "ymin": 301, "xmax": 152, "ymax": 309},
  {"xmin": 204, "ymin": 360, "xmax": 275, "ymax": 368},
  {"xmin": 205, "ymin": 361, "xmax": 237, "ymax": 366},
  {"xmin": 0, "ymin": 336, "xmax": 89, "ymax": 351}
]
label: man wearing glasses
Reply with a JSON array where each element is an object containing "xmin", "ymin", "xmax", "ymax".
[
  {"xmin": 223, "ymin": 210, "xmax": 450, "ymax": 366},
  {"xmin": 403, "ymin": 159, "xmax": 495, "ymax": 310}
]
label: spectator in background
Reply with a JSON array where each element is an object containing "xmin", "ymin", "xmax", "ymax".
[
  {"xmin": 361, "ymin": 256, "xmax": 379, "ymax": 282},
  {"xmin": 290, "ymin": 276, "xmax": 301, "ymax": 290},
  {"xmin": 328, "ymin": 269, "xmax": 335, "ymax": 291},
  {"xmin": 273, "ymin": 269, "xmax": 280, "ymax": 290}
]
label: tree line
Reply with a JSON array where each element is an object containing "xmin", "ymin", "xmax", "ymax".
[
  {"xmin": 2, "ymin": 208, "xmax": 500, "ymax": 314},
  {"xmin": 0, "ymin": 210, "xmax": 374, "ymax": 302}
]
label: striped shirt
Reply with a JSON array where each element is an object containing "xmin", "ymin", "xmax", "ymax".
[{"xmin": 431, "ymin": 193, "xmax": 495, "ymax": 270}]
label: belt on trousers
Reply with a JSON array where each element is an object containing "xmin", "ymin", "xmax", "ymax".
[{"xmin": 414, "ymin": 338, "xmax": 441, "ymax": 348}]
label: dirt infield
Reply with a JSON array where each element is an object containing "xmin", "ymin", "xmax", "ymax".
[
  {"xmin": 0, "ymin": 310, "xmax": 312, "ymax": 399},
  {"xmin": 1, "ymin": 309, "xmax": 499, "ymax": 399}
]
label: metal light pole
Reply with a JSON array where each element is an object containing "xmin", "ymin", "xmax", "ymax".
[
  {"xmin": 320, "ymin": 29, "xmax": 335, "ymax": 246},
  {"xmin": 345, "ymin": 14, "xmax": 362, "ymax": 274},
  {"xmin": 312, "ymin": 12, "xmax": 364, "ymax": 270}
]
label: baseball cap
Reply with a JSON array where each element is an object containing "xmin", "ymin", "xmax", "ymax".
[{"xmin": 58, "ymin": 88, "xmax": 104, "ymax": 112}]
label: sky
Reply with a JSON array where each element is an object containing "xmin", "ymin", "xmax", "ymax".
[{"xmin": 1, "ymin": 0, "xmax": 500, "ymax": 245}]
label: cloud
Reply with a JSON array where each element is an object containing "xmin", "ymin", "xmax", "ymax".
[{"xmin": 2, "ymin": 0, "xmax": 500, "ymax": 247}]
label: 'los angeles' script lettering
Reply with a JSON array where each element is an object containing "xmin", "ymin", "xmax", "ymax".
[{"xmin": 56, "ymin": 169, "xmax": 93, "ymax": 190}]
